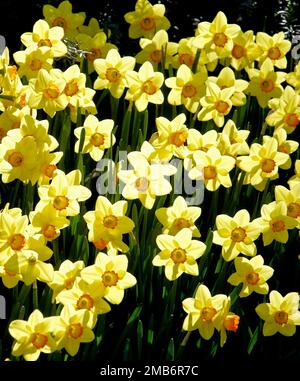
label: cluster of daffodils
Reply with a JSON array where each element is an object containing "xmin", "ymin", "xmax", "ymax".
[{"xmin": 0, "ymin": 0, "xmax": 300, "ymax": 360}]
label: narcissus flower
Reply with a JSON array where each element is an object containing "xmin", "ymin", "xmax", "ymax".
[
  {"xmin": 230, "ymin": 30, "xmax": 260, "ymax": 71},
  {"xmin": 74, "ymin": 115, "xmax": 115, "ymax": 162},
  {"xmin": 214, "ymin": 296, "xmax": 240, "ymax": 347},
  {"xmin": 165, "ymin": 64, "xmax": 207, "ymax": 113},
  {"xmin": 43, "ymin": 0, "xmax": 86, "ymax": 39},
  {"xmin": 213, "ymin": 209, "xmax": 261, "ymax": 261},
  {"xmin": 124, "ymin": 0, "xmax": 171, "ymax": 39},
  {"xmin": 275, "ymin": 184, "xmax": 300, "ymax": 227},
  {"xmin": 155, "ymin": 196, "xmax": 201, "ymax": 237},
  {"xmin": 13, "ymin": 47, "xmax": 53, "ymax": 80},
  {"xmin": 256, "ymin": 31, "xmax": 291, "ymax": 69},
  {"xmin": 81, "ymin": 252, "xmax": 137, "ymax": 304},
  {"xmin": 153, "ymin": 228, "xmax": 206, "ymax": 280},
  {"xmin": 217, "ymin": 119, "xmax": 250, "ymax": 157},
  {"xmin": 94, "ymin": 49, "xmax": 136, "ymax": 99},
  {"xmin": 182, "ymin": 284, "xmax": 227, "ymax": 340},
  {"xmin": 256, "ymin": 290, "xmax": 300, "ymax": 336},
  {"xmin": 9, "ymin": 309, "xmax": 57, "ymax": 361},
  {"xmin": 188, "ymin": 147, "xmax": 235, "ymax": 191},
  {"xmin": 227, "ymin": 255, "xmax": 274, "ymax": 297},
  {"xmin": 246, "ymin": 58, "xmax": 286, "ymax": 108},
  {"xmin": 254, "ymin": 201, "xmax": 298, "ymax": 246},
  {"xmin": 186, "ymin": 129, "xmax": 219, "ymax": 153},
  {"xmin": 135, "ymin": 30, "xmax": 178, "ymax": 68},
  {"xmin": 125, "ymin": 61, "xmax": 164, "ymax": 112},
  {"xmin": 0, "ymin": 106, "xmax": 32, "ymax": 143},
  {"xmin": 21, "ymin": 19, "xmax": 67, "ymax": 58},
  {"xmin": 118, "ymin": 149, "xmax": 177, "ymax": 209},
  {"xmin": 193, "ymin": 11, "xmax": 240, "ymax": 59},
  {"xmin": 273, "ymin": 128, "xmax": 299, "ymax": 169}
]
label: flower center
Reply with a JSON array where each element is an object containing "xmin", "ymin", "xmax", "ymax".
[
  {"xmin": 88, "ymin": 48, "xmax": 102, "ymax": 62},
  {"xmin": 261, "ymin": 158, "xmax": 275, "ymax": 173},
  {"xmin": 105, "ymin": 67, "xmax": 121, "ymax": 83},
  {"xmin": 169, "ymin": 131, "xmax": 186, "ymax": 147},
  {"xmin": 271, "ymin": 219, "xmax": 286, "ymax": 232},
  {"xmin": 150, "ymin": 49, "xmax": 162, "ymax": 64},
  {"xmin": 43, "ymin": 164, "xmax": 57, "ymax": 178},
  {"xmin": 140, "ymin": 17, "xmax": 156, "ymax": 31},
  {"xmin": 65, "ymin": 80, "xmax": 79, "ymax": 96},
  {"xmin": 64, "ymin": 277, "xmax": 75, "ymax": 290},
  {"xmin": 179, "ymin": 53, "xmax": 194, "ymax": 66},
  {"xmin": 173, "ymin": 218, "xmax": 191, "ymax": 231},
  {"xmin": 102, "ymin": 270, "xmax": 119, "ymax": 287},
  {"xmin": 90, "ymin": 132, "xmax": 105, "ymax": 147},
  {"xmin": 274, "ymin": 310, "xmax": 288, "ymax": 325},
  {"xmin": 8, "ymin": 151, "xmax": 23, "ymax": 167},
  {"xmin": 103, "ymin": 215, "xmax": 119, "ymax": 229},
  {"xmin": 29, "ymin": 59, "xmax": 43, "ymax": 71},
  {"xmin": 201, "ymin": 307, "xmax": 217, "ymax": 321},
  {"xmin": 53, "ymin": 195, "xmax": 69, "ymax": 211},
  {"xmin": 260, "ymin": 79, "xmax": 275, "ymax": 93},
  {"xmin": 93, "ymin": 238, "xmax": 109, "ymax": 250},
  {"xmin": 51, "ymin": 16, "xmax": 68, "ymax": 30},
  {"xmin": 284, "ymin": 113, "xmax": 299, "ymax": 128},
  {"xmin": 42, "ymin": 224, "xmax": 57, "ymax": 240},
  {"xmin": 142, "ymin": 80, "xmax": 157, "ymax": 95},
  {"xmin": 213, "ymin": 32, "xmax": 228, "ymax": 47},
  {"xmin": 31, "ymin": 332, "xmax": 48, "ymax": 349},
  {"xmin": 267, "ymin": 47, "xmax": 281, "ymax": 60},
  {"xmin": 224, "ymin": 315, "xmax": 240, "ymax": 332},
  {"xmin": 38, "ymin": 39, "xmax": 52, "ymax": 48},
  {"xmin": 43, "ymin": 84, "xmax": 60, "ymax": 100},
  {"xmin": 9, "ymin": 233, "xmax": 26, "ymax": 251},
  {"xmin": 232, "ymin": 44, "xmax": 246, "ymax": 59},
  {"xmin": 204, "ymin": 165, "xmax": 217, "ymax": 180},
  {"xmin": 287, "ymin": 202, "xmax": 300, "ymax": 218},
  {"xmin": 170, "ymin": 248, "xmax": 187, "ymax": 264},
  {"xmin": 135, "ymin": 177, "xmax": 149, "ymax": 192},
  {"xmin": 68, "ymin": 323, "xmax": 83, "ymax": 339},
  {"xmin": 231, "ymin": 227, "xmax": 247, "ymax": 242},
  {"xmin": 245, "ymin": 271, "xmax": 260, "ymax": 285},
  {"xmin": 182, "ymin": 84, "xmax": 197, "ymax": 98},
  {"xmin": 76, "ymin": 293, "xmax": 94, "ymax": 310},
  {"xmin": 215, "ymin": 100, "xmax": 229, "ymax": 114}
]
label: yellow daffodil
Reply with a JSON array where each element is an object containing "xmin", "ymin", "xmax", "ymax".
[
  {"xmin": 13, "ymin": 46, "xmax": 53, "ymax": 80},
  {"xmin": 193, "ymin": 11, "xmax": 240, "ymax": 59},
  {"xmin": 230, "ymin": 30, "xmax": 260, "ymax": 71},
  {"xmin": 288, "ymin": 160, "xmax": 300, "ymax": 189},
  {"xmin": 0, "ymin": 106, "xmax": 32, "ymax": 143},
  {"xmin": 214, "ymin": 296, "xmax": 240, "ymax": 347},
  {"xmin": 273, "ymin": 128, "xmax": 299, "ymax": 169},
  {"xmin": 21, "ymin": 19, "xmax": 67, "ymax": 58},
  {"xmin": 186, "ymin": 129, "xmax": 219, "ymax": 153},
  {"xmin": 125, "ymin": 61, "xmax": 164, "ymax": 112},
  {"xmin": 9, "ymin": 309, "xmax": 57, "ymax": 361},
  {"xmin": 36, "ymin": 170, "xmax": 92, "ymax": 217},
  {"xmin": 256, "ymin": 290, "xmax": 300, "ymax": 336},
  {"xmin": 237, "ymin": 136, "xmax": 289, "ymax": 191},
  {"xmin": 266, "ymin": 86, "xmax": 300, "ymax": 134},
  {"xmin": 256, "ymin": 31, "xmax": 291, "ymax": 69},
  {"xmin": 155, "ymin": 196, "xmax": 201, "ymax": 237},
  {"xmin": 153, "ymin": 228, "xmax": 206, "ymax": 280},
  {"xmin": 213, "ymin": 209, "xmax": 261, "ymax": 261},
  {"xmin": 188, "ymin": 147, "xmax": 236, "ymax": 191},
  {"xmin": 94, "ymin": 49, "xmax": 136, "ymax": 99},
  {"xmin": 197, "ymin": 82, "xmax": 234, "ymax": 127},
  {"xmin": 165, "ymin": 64, "xmax": 207, "ymax": 113},
  {"xmin": 217, "ymin": 119, "xmax": 250, "ymax": 157},
  {"xmin": 228, "ymin": 255, "xmax": 274, "ymax": 297},
  {"xmin": 48, "ymin": 259, "xmax": 85, "ymax": 302},
  {"xmin": 52, "ymin": 305, "xmax": 95, "ymax": 356},
  {"xmin": 275, "ymin": 184, "xmax": 300, "ymax": 227},
  {"xmin": 74, "ymin": 115, "xmax": 115, "ymax": 162},
  {"xmin": 124, "ymin": 0, "xmax": 171, "ymax": 39},
  {"xmin": 43, "ymin": 0, "xmax": 86, "ymax": 40},
  {"xmin": 81, "ymin": 252, "xmax": 137, "ymax": 304},
  {"xmin": 83, "ymin": 196, "xmax": 135, "ymax": 253},
  {"xmin": 246, "ymin": 58, "xmax": 286, "ymax": 108},
  {"xmin": 0, "ymin": 260, "xmax": 22, "ymax": 288},
  {"xmin": 28, "ymin": 68, "xmax": 68, "ymax": 117},
  {"xmin": 286, "ymin": 61, "xmax": 300, "ymax": 92},
  {"xmin": 136, "ymin": 30, "xmax": 178, "ymax": 68},
  {"xmin": 255, "ymin": 201, "xmax": 298, "ymax": 246},
  {"xmin": 118, "ymin": 149, "xmax": 177, "ymax": 209},
  {"xmin": 182, "ymin": 284, "xmax": 227, "ymax": 340}
]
